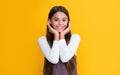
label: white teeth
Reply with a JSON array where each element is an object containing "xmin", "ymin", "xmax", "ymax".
[{"xmin": 57, "ymin": 27, "xmax": 62, "ymax": 29}]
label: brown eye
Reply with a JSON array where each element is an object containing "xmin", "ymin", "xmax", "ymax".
[
  {"xmin": 63, "ymin": 20, "xmax": 66, "ymax": 22},
  {"xmin": 54, "ymin": 19, "xmax": 58, "ymax": 21}
]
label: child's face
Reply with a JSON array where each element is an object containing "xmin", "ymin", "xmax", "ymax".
[{"xmin": 49, "ymin": 12, "xmax": 68, "ymax": 32}]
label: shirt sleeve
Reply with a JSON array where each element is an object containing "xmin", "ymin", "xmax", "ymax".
[
  {"xmin": 59, "ymin": 34, "xmax": 81, "ymax": 63},
  {"xmin": 38, "ymin": 36, "xmax": 59, "ymax": 64}
]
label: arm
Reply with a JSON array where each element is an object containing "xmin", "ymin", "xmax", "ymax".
[
  {"xmin": 38, "ymin": 36, "xmax": 59, "ymax": 64},
  {"xmin": 59, "ymin": 34, "xmax": 80, "ymax": 63}
]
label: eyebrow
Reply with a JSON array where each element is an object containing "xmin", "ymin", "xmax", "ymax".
[{"xmin": 53, "ymin": 17, "xmax": 68, "ymax": 19}]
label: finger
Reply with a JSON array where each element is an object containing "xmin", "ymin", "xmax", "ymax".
[
  {"xmin": 48, "ymin": 24, "xmax": 53, "ymax": 29},
  {"xmin": 47, "ymin": 22, "xmax": 52, "ymax": 32},
  {"xmin": 47, "ymin": 22, "xmax": 55, "ymax": 32},
  {"xmin": 68, "ymin": 22, "xmax": 71, "ymax": 28},
  {"xmin": 47, "ymin": 21, "xmax": 50, "ymax": 26},
  {"xmin": 66, "ymin": 23, "xmax": 70, "ymax": 30},
  {"xmin": 47, "ymin": 22, "xmax": 52, "ymax": 29}
]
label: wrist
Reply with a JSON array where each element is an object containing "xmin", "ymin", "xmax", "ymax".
[
  {"xmin": 60, "ymin": 33, "xmax": 65, "ymax": 39},
  {"xmin": 54, "ymin": 34, "xmax": 59, "ymax": 40}
]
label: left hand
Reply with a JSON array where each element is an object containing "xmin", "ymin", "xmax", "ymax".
[{"xmin": 60, "ymin": 22, "xmax": 71, "ymax": 36}]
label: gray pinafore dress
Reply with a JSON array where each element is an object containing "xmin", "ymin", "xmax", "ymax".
[{"xmin": 52, "ymin": 58, "xmax": 78, "ymax": 75}]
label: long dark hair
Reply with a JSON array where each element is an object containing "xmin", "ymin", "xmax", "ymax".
[{"xmin": 44, "ymin": 6, "xmax": 77, "ymax": 75}]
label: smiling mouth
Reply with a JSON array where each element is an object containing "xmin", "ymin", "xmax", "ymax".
[
  {"xmin": 57, "ymin": 27, "xmax": 62, "ymax": 29},
  {"xmin": 56, "ymin": 26, "xmax": 64, "ymax": 29}
]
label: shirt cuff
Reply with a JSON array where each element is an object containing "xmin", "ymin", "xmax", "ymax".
[{"xmin": 59, "ymin": 39, "xmax": 67, "ymax": 46}]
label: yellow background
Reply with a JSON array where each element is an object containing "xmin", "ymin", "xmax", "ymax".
[{"xmin": 0, "ymin": 0, "xmax": 120, "ymax": 75}]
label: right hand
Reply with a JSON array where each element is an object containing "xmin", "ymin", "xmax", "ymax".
[{"xmin": 47, "ymin": 21, "xmax": 59, "ymax": 36}]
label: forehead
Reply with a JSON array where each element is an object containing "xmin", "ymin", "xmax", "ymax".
[{"xmin": 52, "ymin": 12, "xmax": 68, "ymax": 19}]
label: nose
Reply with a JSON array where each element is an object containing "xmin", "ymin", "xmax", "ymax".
[{"xmin": 59, "ymin": 21, "xmax": 63, "ymax": 25}]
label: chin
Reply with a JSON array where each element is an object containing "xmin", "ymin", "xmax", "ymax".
[
  {"xmin": 57, "ymin": 30, "xmax": 63, "ymax": 32},
  {"xmin": 58, "ymin": 31, "xmax": 62, "ymax": 32}
]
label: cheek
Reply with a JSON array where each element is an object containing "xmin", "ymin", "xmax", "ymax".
[
  {"xmin": 64, "ymin": 23, "xmax": 68, "ymax": 27},
  {"xmin": 51, "ymin": 22, "xmax": 57, "ymax": 28},
  {"xmin": 51, "ymin": 21, "xmax": 58, "ymax": 26},
  {"xmin": 52, "ymin": 24, "xmax": 57, "ymax": 28}
]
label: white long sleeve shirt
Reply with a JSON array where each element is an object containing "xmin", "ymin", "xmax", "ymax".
[{"xmin": 38, "ymin": 34, "xmax": 80, "ymax": 64}]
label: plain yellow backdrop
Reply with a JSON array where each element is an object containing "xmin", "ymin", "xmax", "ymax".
[{"xmin": 0, "ymin": 0, "xmax": 120, "ymax": 75}]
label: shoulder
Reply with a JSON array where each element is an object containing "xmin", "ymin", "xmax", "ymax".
[
  {"xmin": 38, "ymin": 36, "xmax": 46, "ymax": 42},
  {"xmin": 71, "ymin": 34, "xmax": 81, "ymax": 40}
]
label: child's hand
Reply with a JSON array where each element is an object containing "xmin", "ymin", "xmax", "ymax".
[
  {"xmin": 60, "ymin": 22, "xmax": 71, "ymax": 36},
  {"xmin": 47, "ymin": 21, "xmax": 59, "ymax": 36}
]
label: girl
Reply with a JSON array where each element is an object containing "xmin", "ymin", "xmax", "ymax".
[{"xmin": 38, "ymin": 6, "xmax": 81, "ymax": 75}]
